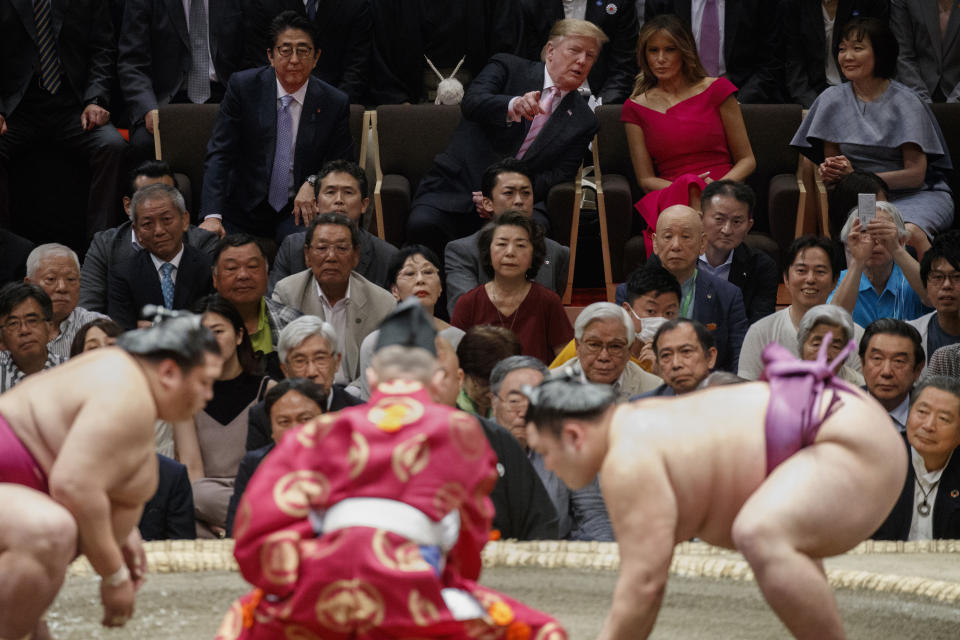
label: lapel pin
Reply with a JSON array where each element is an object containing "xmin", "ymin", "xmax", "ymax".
[
  {"xmin": 566, "ymin": 109, "xmax": 573, "ymax": 116},
  {"xmin": 606, "ymin": 2, "xmax": 618, "ymax": 14},
  {"xmin": 952, "ymin": 489, "xmax": 959, "ymax": 499},
  {"xmin": 706, "ymin": 323, "xmax": 717, "ymax": 331}
]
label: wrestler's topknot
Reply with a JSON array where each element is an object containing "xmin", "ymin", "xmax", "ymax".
[
  {"xmin": 117, "ymin": 308, "xmax": 220, "ymax": 370},
  {"xmin": 521, "ymin": 365, "xmax": 616, "ymax": 437}
]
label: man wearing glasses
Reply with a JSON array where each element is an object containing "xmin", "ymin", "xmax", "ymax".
[
  {"xmin": 201, "ymin": 11, "xmax": 353, "ymax": 243},
  {"xmin": 909, "ymin": 231, "xmax": 960, "ymax": 361},
  {"xmin": 272, "ymin": 213, "xmax": 395, "ymax": 386},
  {"xmin": 0, "ymin": 283, "xmax": 63, "ymax": 393}
]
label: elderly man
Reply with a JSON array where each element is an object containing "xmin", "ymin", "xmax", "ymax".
[
  {"xmin": 860, "ymin": 319, "xmax": 926, "ymax": 432},
  {"xmin": 635, "ymin": 318, "xmax": 717, "ymax": 397},
  {"xmin": 211, "ymin": 234, "xmax": 301, "ymax": 359},
  {"xmin": 490, "ymin": 354, "xmax": 613, "ymax": 541},
  {"xmin": 522, "ymin": 344, "xmax": 906, "ymax": 639},
  {"xmin": 226, "ymin": 377, "xmax": 327, "ymax": 535},
  {"xmin": 739, "ymin": 235, "xmax": 862, "ymax": 380},
  {"xmin": 80, "ymin": 160, "xmax": 218, "ymax": 313},
  {"xmin": 618, "ymin": 205, "xmax": 747, "ymax": 372},
  {"xmin": 0, "ymin": 283, "xmax": 64, "ymax": 392},
  {"xmin": 220, "ymin": 300, "xmax": 563, "ymax": 639},
  {"xmin": 24, "ymin": 243, "xmax": 105, "ymax": 359},
  {"xmin": 909, "ymin": 231, "xmax": 960, "ymax": 360},
  {"xmin": 269, "ymin": 159, "xmax": 398, "ymax": 292},
  {"xmin": 406, "ymin": 19, "xmax": 607, "ymax": 259},
  {"xmin": 445, "ymin": 159, "xmax": 569, "ymax": 315},
  {"xmin": 273, "ymin": 213, "xmax": 395, "ymax": 385},
  {"xmin": 566, "ymin": 302, "xmax": 662, "ymax": 400},
  {"xmin": 107, "ymin": 184, "xmax": 213, "ymax": 329},
  {"xmin": 0, "ymin": 315, "xmax": 222, "ymax": 638},
  {"xmin": 699, "ymin": 180, "xmax": 777, "ymax": 324},
  {"xmin": 873, "ymin": 376, "xmax": 960, "ymax": 540},
  {"xmin": 830, "ymin": 201, "xmax": 929, "ymax": 326},
  {"xmin": 246, "ymin": 316, "xmax": 362, "ymax": 454}
]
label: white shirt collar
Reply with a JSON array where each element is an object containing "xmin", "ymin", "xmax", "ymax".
[
  {"xmin": 542, "ymin": 67, "xmax": 570, "ymax": 104},
  {"xmin": 276, "ymin": 78, "xmax": 309, "ymax": 105},
  {"xmin": 315, "ymin": 276, "xmax": 353, "ymax": 307},
  {"xmin": 149, "ymin": 245, "xmax": 185, "ymax": 271},
  {"xmin": 698, "ymin": 249, "xmax": 733, "ymax": 269},
  {"xmin": 889, "ymin": 394, "xmax": 911, "ymax": 429}
]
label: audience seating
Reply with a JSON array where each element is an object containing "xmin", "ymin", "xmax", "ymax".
[{"xmin": 154, "ymin": 103, "xmax": 367, "ymax": 220}]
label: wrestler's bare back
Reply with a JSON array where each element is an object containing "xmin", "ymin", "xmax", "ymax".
[
  {"xmin": 0, "ymin": 348, "xmax": 159, "ymax": 515},
  {"xmin": 602, "ymin": 381, "xmax": 895, "ymax": 548}
]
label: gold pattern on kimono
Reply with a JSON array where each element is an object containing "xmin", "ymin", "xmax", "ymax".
[
  {"xmin": 348, "ymin": 431, "xmax": 370, "ymax": 479},
  {"xmin": 392, "ymin": 432, "xmax": 430, "ymax": 481},
  {"xmin": 273, "ymin": 470, "xmax": 330, "ymax": 517},
  {"xmin": 449, "ymin": 411, "xmax": 488, "ymax": 460},
  {"xmin": 408, "ymin": 589, "xmax": 442, "ymax": 626},
  {"xmin": 261, "ymin": 530, "xmax": 300, "ymax": 586},
  {"xmin": 372, "ymin": 528, "xmax": 432, "ymax": 572},
  {"xmin": 214, "ymin": 600, "xmax": 243, "ymax": 640},
  {"xmin": 368, "ymin": 396, "xmax": 425, "ymax": 432},
  {"xmin": 533, "ymin": 622, "xmax": 567, "ymax": 640},
  {"xmin": 314, "ymin": 579, "xmax": 386, "ymax": 633}
]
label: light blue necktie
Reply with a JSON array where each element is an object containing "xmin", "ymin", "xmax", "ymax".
[
  {"xmin": 160, "ymin": 263, "xmax": 175, "ymax": 309},
  {"xmin": 268, "ymin": 94, "xmax": 294, "ymax": 212}
]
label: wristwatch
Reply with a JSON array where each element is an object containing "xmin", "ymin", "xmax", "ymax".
[{"xmin": 306, "ymin": 174, "xmax": 319, "ymax": 186}]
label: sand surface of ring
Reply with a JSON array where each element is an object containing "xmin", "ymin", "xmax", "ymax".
[{"xmin": 46, "ymin": 566, "xmax": 960, "ymax": 639}]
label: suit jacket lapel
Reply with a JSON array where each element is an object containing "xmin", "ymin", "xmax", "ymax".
[
  {"xmin": 260, "ymin": 70, "xmax": 279, "ymax": 175},
  {"xmin": 12, "ymin": 0, "xmax": 38, "ymax": 44},
  {"xmin": 137, "ymin": 252, "xmax": 164, "ymax": 307},
  {"xmin": 944, "ymin": 2, "xmax": 960, "ymax": 56},
  {"xmin": 523, "ymin": 90, "xmax": 580, "ymax": 160},
  {"xmin": 692, "ymin": 274, "xmax": 712, "ymax": 325},
  {"xmin": 168, "ymin": 0, "xmax": 190, "ymax": 50},
  {"xmin": 172, "ymin": 246, "xmax": 206, "ymax": 307},
  {"xmin": 293, "ymin": 78, "xmax": 321, "ymax": 185},
  {"xmin": 920, "ymin": 0, "xmax": 943, "ymax": 60},
  {"xmin": 342, "ymin": 274, "xmax": 366, "ymax": 377}
]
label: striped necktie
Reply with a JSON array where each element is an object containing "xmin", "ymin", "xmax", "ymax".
[
  {"xmin": 33, "ymin": 0, "xmax": 63, "ymax": 94},
  {"xmin": 516, "ymin": 86, "xmax": 558, "ymax": 159},
  {"xmin": 268, "ymin": 94, "xmax": 295, "ymax": 212},
  {"xmin": 160, "ymin": 263, "xmax": 176, "ymax": 309}
]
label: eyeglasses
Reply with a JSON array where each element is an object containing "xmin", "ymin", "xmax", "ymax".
[
  {"xmin": 287, "ymin": 353, "xmax": 333, "ymax": 368},
  {"xmin": 497, "ymin": 392, "xmax": 529, "ymax": 413},
  {"xmin": 928, "ymin": 271, "xmax": 960, "ymax": 287},
  {"xmin": 309, "ymin": 244, "xmax": 353, "ymax": 256},
  {"xmin": 397, "ymin": 267, "xmax": 439, "ymax": 280},
  {"xmin": 580, "ymin": 340, "xmax": 628, "ymax": 357},
  {"xmin": 1, "ymin": 315, "xmax": 45, "ymax": 332},
  {"xmin": 274, "ymin": 44, "xmax": 314, "ymax": 58}
]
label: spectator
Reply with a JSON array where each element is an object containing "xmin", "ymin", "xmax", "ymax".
[
  {"xmin": 891, "ymin": 0, "xmax": 960, "ymax": 103},
  {"xmin": 451, "ymin": 212, "xmax": 573, "ymax": 364},
  {"xmin": 107, "ymin": 184, "xmax": 213, "ymax": 329},
  {"xmin": 783, "ymin": 0, "xmax": 889, "ymax": 108},
  {"xmin": 269, "ymin": 160, "xmax": 397, "ymax": 292},
  {"xmin": 138, "ymin": 454, "xmax": 196, "ymax": 541},
  {"xmin": 175, "ymin": 295, "xmax": 273, "ymax": 537},
  {"xmin": 200, "ymin": 11, "xmax": 352, "ymax": 242},
  {"xmin": 621, "ymin": 205, "xmax": 747, "ymax": 372},
  {"xmin": 0, "ymin": 0, "xmax": 126, "ymax": 237},
  {"xmin": 356, "ymin": 245, "xmax": 465, "ymax": 400},
  {"xmin": 519, "ymin": 0, "xmax": 639, "ymax": 104},
  {"xmin": 929, "ymin": 343, "xmax": 960, "ymax": 378},
  {"xmin": 455, "ymin": 325, "xmax": 522, "ymax": 417},
  {"xmin": 68, "ymin": 318, "xmax": 123, "ymax": 358},
  {"xmin": 873, "ymin": 376, "xmax": 960, "ymax": 541},
  {"xmin": 366, "ymin": 0, "xmax": 522, "ymax": 105},
  {"xmin": 826, "ymin": 170, "xmax": 889, "ymax": 240},
  {"xmin": 829, "ymin": 200, "xmax": 930, "ymax": 326},
  {"xmin": 0, "ymin": 283, "xmax": 63, "ymax": 392},
  {"xmin": 636, "ymin": 318, "xmax": 716, "ymax": 397},
  {"xmin": 245, "ymin": 316, "xmax": 363, "ymax": 452},
  {"xmin": 489, "ymin": 354, "xmax": 613, "ymax": 541},
  {"xmin": 0, "ymin": 227, "xmax": 34, "ymax": 286},
  {"xmin": 406, "ymin": 19, "xmax": 606, "ymax": 258},
  {"xmin": 24, "ymin": 244, "xmax": 106, "ymax": 359},
  {"xmin": 739, "ymin": 235, "xmax": 856, "ymax": 380},
  {"xmin": 699, "ymin": 181, "xmax": 777, "ymax": 324},
  {"xmin": 118, "ymin": 0, "xmax": 244, "ymax": 158},
  {"xmin": 431, "ymin": 341, "xmax": 560, "ymax": 541},
  {"xmin": 623, "ymin": 15, "xmax": 755, "ymax": 255},
  {"xmin": 211, "ymin": 234, "xmax": 301, "ymax": 362},
  {"xmin": 272, "ymin": 214, "xmax": 395, "ymax": 386},
  {"xmin": 644, "ymin": 0, "xmax": 783, "ymax": 103},
  {"xmin": 910, "ymin": 231, "xmax": 960, "ymax": 360},
  {"xmin": 791, "ymin": 17, "xmax": 954, "ymax": 255},
  {"xmin": 226, "ymin": 377, "xmax": 326, "ymax": 536},
  {"xmin": 243, "ymin": 0, "xmax": 371, "ymax": 105},
  {"xmin": 80, "ymin": 160, "xmax": 219, "ymax": 313},
  {"xmin": 567, "ymin": 302, "xmax": 662, "ymax": 400},
  {"xmin": 797, "ymin": 304, "xmax": 863, "ymax": 385},
  {"xmin": 445, "ymin": 159, "xmax": 569, "ymax": 316},
  {"xmin": 860, "ymin": 318, "xmax": 925, "ymax": 432}
]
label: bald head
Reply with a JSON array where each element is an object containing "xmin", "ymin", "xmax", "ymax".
[{"xmin": 653, "ymin": 205, "xmax": 705, "ymax": 282}]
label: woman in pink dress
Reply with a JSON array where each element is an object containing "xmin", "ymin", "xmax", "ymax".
[{"xmin": 623, "ymin": 15, "xmax": 755, "ymax": 256}]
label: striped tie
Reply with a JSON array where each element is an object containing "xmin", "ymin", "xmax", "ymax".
[
  {"xmin": 516, "ymin": 87, "xmax": 557, "ymax": 159},
  {"xmin": 33, "ymin": 0, "xmax": 63, "ymax": 94},
  {"xmin": 268, "ymin": 95, "xmax": 294, "ymax": 212},
  {"xmin": 159, "ymin": 263, "xmax": 175, "ymax": 309}
]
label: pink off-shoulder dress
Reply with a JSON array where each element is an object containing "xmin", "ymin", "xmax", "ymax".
[{"xmin": 621, "ymin": 77, "xmax": 738, "ymax": 254}]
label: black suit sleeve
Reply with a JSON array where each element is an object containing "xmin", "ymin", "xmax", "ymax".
[
  {"xmin": 227, "ymin": 450, "xmax": 265, "ymax": 536},
  {"xmin": 782, "ymin": 0, "xmax": 819, "ymax": 108},
  {"xmin": 79, "ymin": 232, "xmax": 111, "ymax": 312},
  {"xmin": 241, "ymin": 0, "xmax": 277, "ymax": 69},
  {"xmin": 749, "ymin": 251, "xmax": 779, "ymax": 324},
  {"xmin": 460, "ymin": 56, "xmax": 516, "ymax": 128},
  {"xmin": 201, "ymin": 76, "xmax": 245, "ymax": 217},
  {"xmin": 81, "ymin": 0, "xmax": 118, "ymax": 107},
  {"xmin": 246, "ymin": 401, "xmax": 272, "ymax": 451},
  {"xmin": 106, "ymin": 265, "xmax": 138, "ymax": 329},
  {"xmin": 335, "ymin": 0, "xmax": 373, "ymax": 104},
  {"xmin": 594, "ymin": 1, "xmax": 639, "ymax": 104},
  {"xmin": 117, "ymin": 0, "xmax": 160, "ymax": 121},
  {"xmin": 165, "ymin": 461, "xmax": 197, "ymax": 539}
]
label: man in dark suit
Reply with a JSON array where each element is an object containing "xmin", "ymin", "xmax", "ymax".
[
  {"xmin": 199, "ymin": 11, "xmax": 353, "ymax": 242},
  {"xmin": 243, "ymin": 0, "xmax": 371, "ymax": 105},
  {"xmin": 699, "ymin": 180, "xmax": 777, "ymax": 325},
  {"xmin": 892, "ymin": 0, "xmax": 960, "ymax": 103},
  {"xmin": 519, "ymin": 0, "xmax": 638, "ymax": 104},
  {"xmin": 860, "ymin": 318, "xmax": 926, "ymax": 433},
  {"xmin": 245, "ymin": 315, "xmax": 363, "ymax": 452},
  {"xmin": 645, "ymin": 0, "xmax": 783, "ymax": 103},
  {"xmin": 406, "ymin": 19, "xmax": 608, "ymax": 259},
  {"xmin": 80, "ymin": 160, "xmax": 218, "ymax": 313},
  {"xmin": 269, "ymin": 159, "xmax": 397, "ymax": 292},
  {"xmin": 784, "ymin": 0, "xmax": 889, "ymax": 107},
  {"xmin": 873, "ymin": 376, "xmax": 960, "ymax": 541},
  {"xmin": 0, "ymin": 0, "xmax": 127, "ymax": 236},
  {"xmin": 445, "ymin": 159, "xmax": 569, "ymax": 316},
  {"xmin": 139, "ymin": 454, "xmax": 196, "ymax": 541},
  {"xmin": 107, "ymin": 183, "xmax": 213, "ymax": 328},
  {"xmin": 633, "ymin": 318, "xmax": 717, "ymax": 398},
  {"xmin": 117, "ymin": 0, "xmax": 245, "ymax": 158}
]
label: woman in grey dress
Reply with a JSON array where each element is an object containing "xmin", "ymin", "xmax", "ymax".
[{"xmin": 791, "ymin": 17, "xmax": 953, "ymax": 256}]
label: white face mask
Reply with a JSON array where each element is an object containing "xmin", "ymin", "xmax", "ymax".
[{"xmin": 637, "ymin": 316, "xmax": 668, "ymax": 344}]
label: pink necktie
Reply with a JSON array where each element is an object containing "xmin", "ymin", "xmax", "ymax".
[
  {"xmin": 516, "ymin": 87, "xmax": 558, "ymax": 159},
  {"xmin": 700, "ymin": 0, "xmax": 720, "ymax": 77}
]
